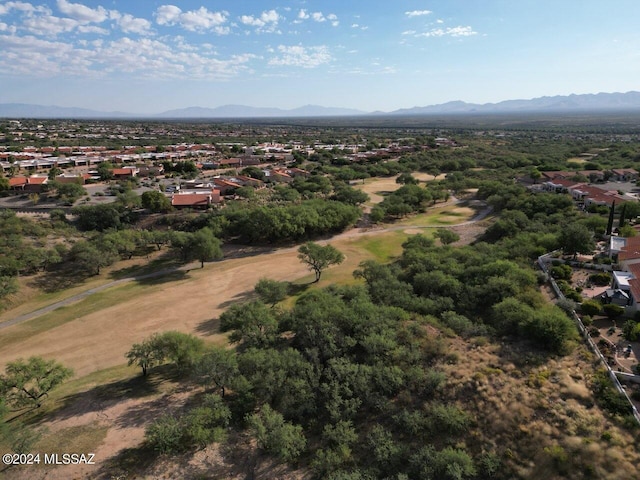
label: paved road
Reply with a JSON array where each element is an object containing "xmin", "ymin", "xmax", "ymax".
[{"xmin": 0, "ymin": 201, "xmax": 491, "ymax": 331}]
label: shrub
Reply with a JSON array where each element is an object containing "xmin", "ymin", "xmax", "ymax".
[
  {"xmin": 550, "ymin": 264, "xmax": 573, "ymax": 281},
  {"xmin": 247, "ymin": 404, "xmax": 306, "ymax": 462},
  {"xmin": 603, "ymin": 304, "xmax": 625, "ymax": 319},
  {"xmin": 145, "ymin": 414, "xmax": 184, "ymax": 454},
  {"xmin": 589, "ymin": 272, "xmax": 612, "ymax": 286},
  {"xmin": 581, "ymin": 299, "xmax": 603, "ymax": 316}
]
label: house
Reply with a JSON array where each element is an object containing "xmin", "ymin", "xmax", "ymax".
[
  {"xmin": 611, "ymin": 169, "xmax": 639, "ymax": 182},
  {"xmin": 10, "ymin": 175, "xmax": 49, "ymax": 193},
  {"xmin": 541, "ymin": 171, "xmax": 577, "ymax": 181},
  {"xmin": 212, "ymin": 177, "xmax": 242, "ymax": 194},
  {"xmin": 234, "ymin": 175, "xmax": 264, "ymax": 188},
  {"xmin": 602, "ymin": 288, "xmax": 631, "ymax": 306},
  {"xmin": 171, "ymin": 190, "xmax": 221, "ymax": 209},
  {"xmin": 54, "ymin": 174, "xmax": 86, "ymax": 185},
  {"xmin": 8, "ymin": 177, "xmax": 28, "ymax": 190},
  {"xmin": 609, "ymin": 266, "xmax": 640, "ymax": 312},
  {"xmin": 265, "ymin": 169, "xmax": 293, "ymax": 183},
  {"xmin": 112, "ymin": 167, "xmax": 139, "ymax": 179}
]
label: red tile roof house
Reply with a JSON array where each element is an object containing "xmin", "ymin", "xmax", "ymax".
[
  {"xmin": 212, "ymin": 178, "xmax": 243, "ymax": 194},
  {"xmin": 171, "ymin": 190, "xmax": 221, "ymax": 209},
  {"xmin": 234, "ymin": 175, "xmax": 264, "ymax": 188},
  {"xmin": 10, "ymin": 176, "xmax": 49, "ymax": 193},
  {"xmin": 266, "ymin": 170, "xmax": 293, "ymax": 183},
  {"xmin": 8, "ymin": 177, "xmax": 28, "ymax": 190},
  {"xmin": 611, "ymin": 169, "xmax": 639, "ymax": 182},
  {"xmin": 112, "ymin": 167, "xmax": 139, "ymax": 179}
]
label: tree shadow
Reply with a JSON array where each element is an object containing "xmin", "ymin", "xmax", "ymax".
[
  {"xmin": 112, "ymin": 382, "xmax": 194, "ymax": 429},
  {"xmin": 195, "ymin": 316, "xmax": 221, "ymax": 336},
  {"xmin": 107, "ymin": 252, "xmax": 181, "ymax": 280},
  {"xmin": 287, "ymin": 282, "xmax": 312, "ymax": 295},
  {"xmin": 28, "ymin": 265, "xmax": 91, "ymax": 293},
  {"xmin": 217, "ymin": 289, "xmax": 255, "ymax": 309},
  {"xmin": 92, "ymin": 445, "xmax": 158, "ymax": 480},
  {"xmin": 39, "ymin": 365, "xmax": 181, "ymax": 424},
  {"xmin": 133, "ymin": 270, "xmax": 190, "ymax": 286}
]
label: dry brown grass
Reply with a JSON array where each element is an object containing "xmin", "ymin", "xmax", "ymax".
[{"xmin": 440, "ymin": 339, "xmax": 640, "ymax": 479}]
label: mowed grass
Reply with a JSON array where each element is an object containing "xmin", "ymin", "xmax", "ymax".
[
  {"xmin": 0, "ymin": 272, "xmax": 190, "ymax": 352},
  {"xmin": 0, "ymin": 251, "xmax": 174, "ymax": 323},
  {"xmin": 391, "ymin": 205, "xmax": 475, "ymax": 227}
]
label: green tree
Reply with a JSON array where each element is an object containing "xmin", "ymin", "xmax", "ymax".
[
  {"xmin": 55, "ymin": 182, "xmax": 86, "ymax": 203},
  {"xmin": 192, "ymin": 347, "xmax": 238, "ymax": 397},
  {"xmin": 606, "ymin": 201, "xmax": 616, "ymax": 236},
  {"xmin": 141, "ymin": 190, "xmax": 173, "ymax": 213},
  {"xmin": 69, "ymin": 240, "xmax": 117, "ymax": 275},
  {"xmin": 332, "ymin": 185, "xmax": 369, "ymax": 205},
  {"xmin": 219, "ymin": 301, "xmax": 280, "ymax": 347},
  {"xmin": 190, "ymin": 228, "xmax": 223, "ymax": 268},
  {"xmin": 255, "ymin": 278, "xmax": 288, "ymax": 307},
  {"xmin": 145, "ymin": 414, "xmax": 184, "ymax": 454},
  {"xmin": 297, "ymin": 242, "xmax": 345, "ymax": 282},
  {"xmin": 0, "ymin": 275, "xmax": 18, "ymax": 304},
  {"xmin": 558, "ymin": 223, "xmax": 595, "ymax": 259},
  {"xmin": 434, "ymin": 228, "xmax": 460, "ymax": 245},
  {"xmin": 396, "ymin": 172, "xmax": 419, "ymax": 185},
  {"xmin": 248, "ymin": 404, "xmax": 306, "ymax": 462},
  {"xmin": 0, "ymin": 357, "xmax": 72, "ymax": 410},
  {"xmin": 126, "ymin": 334, "xmax": 165, "ymax": 376},
  {"xmin": 156, "ymin": 331, "xmax": 205, "ymax": 373},
  {"xmin": 97, "ymin": 162, "xmax": 114, "ymax": 180},
  {"xmin": 47, "ymin": 166, "xmax": 62, "ymax": 180}
]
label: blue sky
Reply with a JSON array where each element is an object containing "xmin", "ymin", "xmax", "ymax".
[{"xmin": 0, "ymin": 0, "xmax": 639, "ymax": 113}]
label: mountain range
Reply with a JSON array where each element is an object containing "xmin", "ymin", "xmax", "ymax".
[{"xmin": 2, "ymin": 91, "xmax": 640, "ymax": 119}]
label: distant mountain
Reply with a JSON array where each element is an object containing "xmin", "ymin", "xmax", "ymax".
[
  {"xmin": 388, "ymin": 91, "xmax": 640, "ymax": 115},
  {"xmin": 156, "ymin": 104, "xmax": 366, "ymax": 118},
  {"xmin": 0, "ymin": 103, "xmax": 133, "ymax": 118},
  {"xmin": 2, "ymin": 92, "xmax": 640, "ymax": 119}
]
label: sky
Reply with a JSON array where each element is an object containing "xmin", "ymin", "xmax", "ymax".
[{"xmin": 0, "ymin": 0, "xmax": 639, "ymax": 114}]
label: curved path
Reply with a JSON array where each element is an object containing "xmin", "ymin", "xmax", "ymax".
[{"xmin": 0, "ymin": 202, "xmax": 492, "ymax": 331}]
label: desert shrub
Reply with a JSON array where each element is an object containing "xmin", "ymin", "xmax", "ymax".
[
  {"xmin": 603, "ymin": 304, "xmax": 625, "ymax": 319},
  {"xmin": 589, "ymin": 272, "xmax": 612, "ymax": 286},
  {"xmin": 550, "ymin": 264, "xmax": 573, "ymax": 281},
  {"xmin": 581, "ymin": 299, "xmax": 603, "ymax": 316},
  {"xmin": 591, "ymin": 370, "xmax": 633, "ymax": 417}
]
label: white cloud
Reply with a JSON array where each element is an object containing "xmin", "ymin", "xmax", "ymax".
[
  {"xmin": 306, "ymin": 11, "xmax": 338, "ymax": 27},
  {"xmin": 155, "ymin": 5, "xmax": 181, "ymax": 25},
  {"xmin": 416, "ymin": 26, "xmax": 477, "ymax": 37},
  {"xmin": 269, "ymin": 44, "xmax": 331, "ymax": 68},
  {"xmin": 240, "ymin": 9, "xmax": 280, "ymax": 33},
  {"xmin": 114, "ymin": 13, "xmax": 152, "ymax": 35},
  {"xmin": 22, "ymin": 14, "xmax": 80, "ymax": 36},
  {"xmin": 57, "ymin": 0, "xmax": 108, "ymax": 24},
  {"xmin": 154, "ymin": 5, "xmax": 229, "ymax": 34},
  {"xmin": 0, "ymin": 33, "xmax": 255, "ymax": 79},
  {"xmin": 0, "ymin": 2, "xmax": 45, "ymax": 16},
  {"xmin": 405, "ymin": 10, "xmax": 432, "ymax": 18},
  {"xmin": 77, "ymin": 25, "xmax": 108, "ymax": 35}
]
